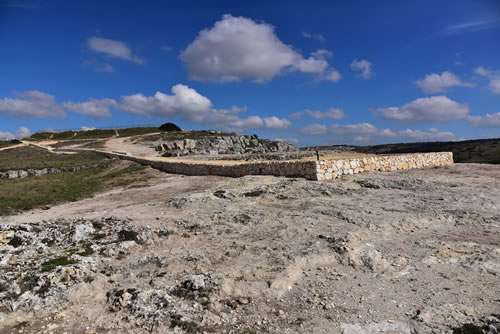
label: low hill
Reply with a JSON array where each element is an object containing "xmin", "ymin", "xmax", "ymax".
[
  {"xmin": 28, "ymin": 127, "xmax": 160, "ymax": 141},
  {"xmin": 305, "ymin": 138, "xmax": 500, "ymax": 164}
]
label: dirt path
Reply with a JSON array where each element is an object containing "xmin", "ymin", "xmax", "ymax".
[{"xmin": 0, "ymin": 143, "xmax": 25, "ymax": 151}]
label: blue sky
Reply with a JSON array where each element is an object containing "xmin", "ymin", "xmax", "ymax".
[{"xmin": 1, "ymin": 0, "xmax": 500, "ymax": 146}]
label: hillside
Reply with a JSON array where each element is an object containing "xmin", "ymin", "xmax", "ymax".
[{"xmin": 305, "ymin": 138, "xmax": 500, "ymax": 164}]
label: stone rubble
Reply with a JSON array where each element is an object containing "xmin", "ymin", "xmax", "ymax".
[
  {"xmin": 153, "ymin": 134, "xmax": 296, "ymax": 157},
  {"xmin": 0, "ymin": 163, "xmax": 106, "ymax": 179}
]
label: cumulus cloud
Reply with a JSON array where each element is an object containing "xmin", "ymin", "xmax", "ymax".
[
  {"xmin": 88, "ymin": 36, "xmax": 144, "ymax": 64},
  {"xmin": 118, "ymin": 84, "xmax": 291, "ymax": 132},
  {"xmin": 350, "ymin": 59, "xmax": 374, "ymax": 79},
  {"xmin": 300, "ymin": 122, "xmax": 460, "ymax": 142},
  {"xmin": 324, "ymin": 69, "xmax": 342, "ymax": 82},
  {"xmin": 80, "ymin": 126, "xmax": 97, "ymax": 131},
  {"xmin": 289, "ymin": 111, "xmax": 303, "ymax": 120},
  {"xmin": 475, "ymin": 66, "xmax": 500, "ymax": 95},
  {"xmin": 415, "ymin": 71, "xmax": 474, "ymax": 93},
  {"xmin": 180, "ymin": 14, "xmax": 338, "ymax": 82},
  {"xmin": 0, "ymin": 91, "xmax": 66, "ymax": 118},
  {"xmin": 63, "ymin": 98, "xmax": 117, "ymax": 119},
  {"xmin": 262, "ymin": 116, "xmax": 292, "ymax": 129},
  {"xmin": 299, "ymin": 124, "xmax": 329, "ymax": 136},
  {"xmin": 302, "ymin": 32, "xmax": 326, "ymax": 42},
  {"xmin": 467, "ymin": 112, "xmax": 500, "ymax": 127},
  {"xmin": 305, "ymin": 108, "xmax": 344, "ymax": 120},
  {"xmin": 119, "ymin": 84, "xmax": 213, "ymax": 118},
  {"xmin": 275, "ymin": 137, "xmax": 299, "ymax": 145},
  {"xmin": 0, "ymin": 132, "xmax": 15, "ymax": 141},
  {"xmin": 375, "ymin": 96, "xmax": 469, "ymax": 123},
  {"xmin": 0, "ymin": 126, "xmax": 31, "ymax": 140}
]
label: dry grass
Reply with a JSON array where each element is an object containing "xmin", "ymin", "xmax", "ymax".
[
  {"xmin": 0, "ymin": 146, "xmax": 108, "ymax": 171},
  {"xmin": 0, "ymin": 161, "xmax": 147, "ymax": 215},
  {"xmin": 0, "ymin": 140, "xmax": 21, "ymax": 149}
]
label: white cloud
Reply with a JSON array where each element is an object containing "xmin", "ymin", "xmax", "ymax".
[
  {"xmin": 376, "ymin": 96, "xmax": 469, "ymax": 123},
  {"xmin": 475, "ymin": 66, "xmax": 492, "ymax": 77},
  {"xmin": 490, "ymin": 79, "xmax": 500, "ymax": 95},
  {"xmin": 0, "ymin": 126, "xmax": 31, "ymax": 140},
  {"xmin": 475, "ymin": 66, "xmax": 500, "ymax": 95},
  {"xmin": 305, "ymin": 108, "xmax": 344, "ymax": 120},
  {"xmin": 311, "ymin": 49, "xmax": 332, "ymax": 58},
  {"xmin": 118, "ymin": 84, "xmax": 291, "ymax": 132},
  {"xmin": 0, "ymin": 91, "xmax": 66, "ymax": 118},
  {"xmin": 331, "ymin": 123, "xmax": 391, "ymax": 137},
  {"xmin": 63, "ymin": 98, "xmax": 117, "ymax": 119},
  {"xmin": 444, "ymin": 19, "xmax": 499, "ymax": 35},
  {"xmin": 80, "ymin": 126, "xmax": 97, "ymax": 131},
  {"xmin": 275, "ymin": 137, "xmax": 299, "ymax": 145},
  {"xmin": 88, "ymin": 36, "xmax": 144, "ymax": 64},
  {"xmin": 393, "ymin": 128, "xmax": 461, "ymax": 142},
  {"xmin": 0, "ymin": 131, "xmax": 15, "ymax": 141},
  {"xmin": 263, "ymin": 116, "xmax": 292, "ymax": 129},
  {"xmin": 289, "ymin": 111, "xmax": 303, "ymax": 120},
  {"xmin": 16, "ymin": 126, "xmax": 30, "ymax": 138},
  {"xmin": 350, "ymin": 59, "xmax": 374, "ymax": 79},
  {"xmin": 302, "ymin": 122, "xmax": 460, "ymax": 142},
  {"xmin": 415, "ymin": 71, "xmax": 474, "ymax": 93},
  {"xmin": 302, "ymin": 32, "xmax": 326, "ymax": 42},
  {"xmin": 325, "ymin": 69, "xmax": 342, "ymax": 82},
  {"xmin": 299, "ymin": 123, "xmax": 329, "ymax": 136},
  {"xmin": 180, "ymin": 14, "xmax": 338, "ymax": 82},
  {"xmin": 467, "ymin": 112, "xmax": 500, "ymax": 127},
  {"xmin": 119, "ymin": 84, "xmax": 213, "ymax": 118}
]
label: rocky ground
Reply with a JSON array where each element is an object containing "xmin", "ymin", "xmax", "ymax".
[{"xmin": 1, "ymin": 163, "xmax": 499, "ymax": 333}]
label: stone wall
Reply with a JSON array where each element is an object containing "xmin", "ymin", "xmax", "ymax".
[
  {"xmin": 0, "ymin": 163, "xmax": 106, "ymax": 179},
  {"xmin": 97, "ymin": 151, "xmax": 453, "ymax": 181},
  {"xmin": 313, "ymin": 152, "xmax": 454, "ymax": 180}
]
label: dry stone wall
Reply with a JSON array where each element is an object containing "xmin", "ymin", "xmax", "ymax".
[
  {"xmin": 0, "ymin": 163, "xmax": 106, "ymax": 179},
  {"xmin": 97, "ymin": 151, "xmax": 453, "ymax": 181},
  {"xmin": 313, "ymin": 152, "xmax": 454, "ymax": 180}
]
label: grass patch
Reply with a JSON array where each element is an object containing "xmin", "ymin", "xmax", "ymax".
[
  {"xmin": 117, "ymin": 230, "xmax": 139, "ymax": 243},
  {"xmin": 452, "ymin": 324, "xmax": 483, "ymax": 334},
  {"xmin": 30, "ymin": 127, "xmax": 160, "ymax": 142},
  {"xmin": 73, "ymin": 129, "xmax": 115, "ymax": 139},
  {"xmin": 41, "ymin": 256, "xmax": 78, "ymax": 272},
  {"xmin": 0, "ymin": 146, "xmax": 108, "ymax": 171},
  {"xmin": 0, "ymin": 139, "xmax": 21, "ymax": 148},
  {"xmin": 243, "ymin": 190, "xmax": 265, "ymax": 197},
  {"xmin": 117, "ymin": 127, "xmax": 159, "ymax": 137},
  {"xmin": 92, "ymin": 233, "xmax": 106, "ymax": 240},
  {"xmin": 140, "ymin": 130, "xmax": 234, "ymax": 143},
  {"xmin": 0, "ymin": 161, "xmax": 147, "ymax": 215},
  {"xmin": 35, "ymin": 282, "xmax": 51, "ymax": 296},
  {"xmin": 170, "ymin": 314, "xmax": 199, "ymax": 333},
  {"xmin": 77, "ymin": 244, "xmax": 95, "ymax": 256},
  {"xmin": 355, "ymin": 180, "xmax": 380, "ymax": 189}
]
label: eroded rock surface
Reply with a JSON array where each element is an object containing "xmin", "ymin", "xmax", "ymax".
[{"xmin": 1, "ymin": 163, "xmax": 499, "ymax": 333}]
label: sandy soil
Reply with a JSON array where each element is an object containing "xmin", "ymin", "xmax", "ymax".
[{"xmin": 1, "ymin": 163, "xmax": 499, "ymax": 333}]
